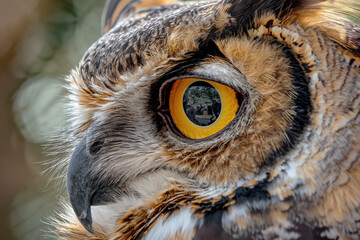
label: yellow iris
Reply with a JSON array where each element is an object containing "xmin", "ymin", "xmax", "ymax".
[{"xmin": 169, "ymin": 78, "xmax": 239, "ymax": 139}]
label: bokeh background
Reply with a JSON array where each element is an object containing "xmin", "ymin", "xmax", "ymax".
[
  {"xmin": 0, "ymin": 0, "xmax": 105, "ymax": 239},
  {"xmin": 1, "ymin": 0, "xmax": 360, "ymax": 239}
]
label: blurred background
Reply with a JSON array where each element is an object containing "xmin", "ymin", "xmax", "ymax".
[
  {"xmin": 1, "ymin": 0, "xmax": 359, "ymax": 239},
  {"xmin": 0, "ymin": 0, "xmax": 105, "ymax": 239}
]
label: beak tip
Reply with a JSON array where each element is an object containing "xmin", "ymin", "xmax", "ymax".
[
  {"xmin": 82, "ymin": 219, "xmax": 94, "ymax": 234},
  {"xmin": 67, "ymin": 137, "xmax": 95, "ymax": 234},
  {"xmin": 77, "ymin": 208, "xmax": 94, "ymax": 234},
  {"xmin": 70, "ymin": 198, "xmax": 94, "ymax": 234},
  {"xmin": 82, "ymin": 222, "xmax": 94, "ymax": 234}
]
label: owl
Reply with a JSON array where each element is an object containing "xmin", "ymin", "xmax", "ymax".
[{"xmin": 54, "ymin": 0, "xmax": 360, "ymax": 239}]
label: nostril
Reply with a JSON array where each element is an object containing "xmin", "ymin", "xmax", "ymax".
[{"xmin": 89, "ymin": 140, "xmax": 104, "ymax": 155}]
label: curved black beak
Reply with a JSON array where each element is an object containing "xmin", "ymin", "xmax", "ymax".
[
  {"xmin": 67, "ymin": 136, "xmax": 97, "ymax": 233},
  {"xmin": 67, "ymin": 129, "xmax": 120, "ymax": 233}
]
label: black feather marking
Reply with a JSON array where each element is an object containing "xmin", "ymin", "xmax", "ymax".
[
  {"xmin": 262, "ymin": 40, "xmax": 312, "ymax": 167},
  {"xmin": 194, "ymin": 210, "xmax": 238, "ymax": 240},
  {"xmin": 291, "ymin": 223, "xmax": 336, "ymax": 240},
  {"xmin": 194, "ymin": 181, "xmax": 270, "ymax": 240},
  {"xmin": 345, "ymin": 22, "xmax": 360, "ymax": 57}
]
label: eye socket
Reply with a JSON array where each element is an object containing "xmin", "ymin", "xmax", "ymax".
[{"xmin": 169, "ymin": 78, "xmax": 239, "ymax": 139}]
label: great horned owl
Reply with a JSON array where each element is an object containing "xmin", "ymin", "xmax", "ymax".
[{"xmin": 55, "ymin": 0, "xmax": 360, "ymax": 239}]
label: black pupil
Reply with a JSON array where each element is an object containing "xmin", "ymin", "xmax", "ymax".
[{"xmin": 183, "ymin": 81, "xmax": 221, "ymax": 126}]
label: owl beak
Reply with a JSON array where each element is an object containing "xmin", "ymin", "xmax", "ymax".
[
  {"xmin": 67, "ymin": 136, "xmax": 96, "ymax": 233},
  {"xmin": 67, "ymin": 130, "xmax": 121, "ymax": 233}
]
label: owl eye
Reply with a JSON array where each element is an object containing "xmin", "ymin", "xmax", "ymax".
[{"xmin": 168, "ymin": 78, "xmax": 240, "ymax": 139}]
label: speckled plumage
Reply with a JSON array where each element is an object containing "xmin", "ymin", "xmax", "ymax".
[{"xmin": 54, "ymin": 0, "xmax": 360, "ymax": 239}]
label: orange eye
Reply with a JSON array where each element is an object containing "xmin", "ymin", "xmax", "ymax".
[{"xmin": 169, "ymin": 78, "xmax": 239, "ymax": 139}]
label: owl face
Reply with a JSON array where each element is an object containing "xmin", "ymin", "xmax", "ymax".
[{"xmin": 60, "ymin": 0, "xmax": 360, "ymax": 239}]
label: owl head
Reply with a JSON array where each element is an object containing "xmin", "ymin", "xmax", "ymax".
[{"xmin": 56, "ymin": 0, "xmax": 360, "ymax": 239}]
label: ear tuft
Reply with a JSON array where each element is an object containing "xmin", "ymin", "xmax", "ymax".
[
  {"xmin": 102, "ymin": 0, "xmax": 177, "ymax": 34},
  {"xmin": 225, "ymin": 0, "xmax": 360, "ymax": 56},
  {"xmin": 293, "ymin": 0, "xmax": 360, "ymax": 56}
]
